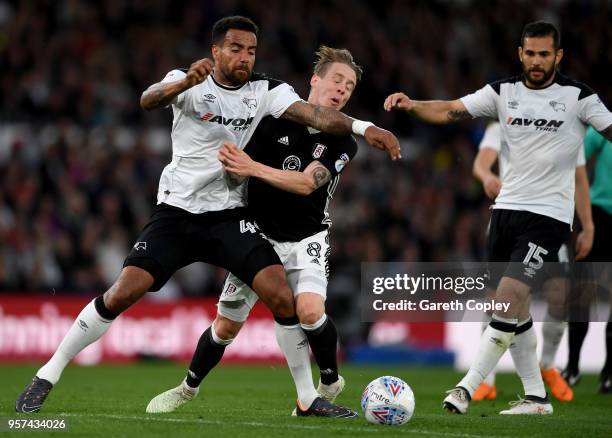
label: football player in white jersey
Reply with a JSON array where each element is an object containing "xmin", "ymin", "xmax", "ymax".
[
  {"xmin": 146, "ymin": 45, "xmax": 363, "ymax": 418},
  {"xmin": 16, "ymin": 16, "xmax": 400, "ymax": 414},
  {"xmin": 471, "ymin": 121, "xmax": 593, "ymax": 403},
  {"xmin": 384, "ymin": 21, "xmax": 612, "ymax": 415}
]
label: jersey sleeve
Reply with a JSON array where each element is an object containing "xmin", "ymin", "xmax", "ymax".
[
  {"xmin": 264, "ymin": 82, "xmax": 303, "ymax": 118},
  {"xmin": 578, "ymin": 94, "xmax": 612, "ymax": 132},
  {"xmin": 317, "ymin": 136, "xmax": 358, "ymax": 177},
  {"xmin": 460, "ymin": 84, "xmax": 499, "ymax": 119},
  {"xmin": 160, "ymin": 69, "xmax": 189, "ymax": 108},
  {"xmin": 478, "ymin": 122, "xmax": 501, "ymax": 151}
]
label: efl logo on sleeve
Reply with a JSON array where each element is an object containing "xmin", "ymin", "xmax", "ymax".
[{"xmin": 334, "ymin": 153, "xmax": 350, "ymax": 172}]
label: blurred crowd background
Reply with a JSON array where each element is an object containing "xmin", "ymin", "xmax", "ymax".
[{"xmin": 1, "ymin": 0, "xmax": 610, "ymax": 341}]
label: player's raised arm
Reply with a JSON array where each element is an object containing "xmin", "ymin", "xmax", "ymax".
[
  {"xmin": 219, "ymin": 143, "xmax": 329, "ymax": 196},
  {"xmin": 281, "ymin": 101, "xmax": 401, "ymax": 161},
  {"xmin": 384, "ymin": 92, "xmax": 472, "ymax": 124},
  {"xmin": 140, "ymin": 58, "xmax": 214, "ymax": 110}
]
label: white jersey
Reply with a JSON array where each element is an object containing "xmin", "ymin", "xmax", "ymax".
[
  {"xmin": 157, "ymin": 70, "xmax": 301, "ymax": 213},
  {"xmin": 478, "ymin": 121, "xmax": 586, "ymax": 181},
  {"xmin": 463, "ymin": 74, "xmax": 612, "ymax": 224}
]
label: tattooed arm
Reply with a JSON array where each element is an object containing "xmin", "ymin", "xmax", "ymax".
[
  {"xmin": 140, "ymin": 58, "xmax": 214, "ymax": 110},
  {"xmin": 384, "ymin": 92, "xmax": 473, "ymax": 124},
  {"xmin": 250, "ymin": 160, "xmax": 332, "ymax": 196},
  {"xmin": 282, "ymin": 101, "xmax": 353, "ymax": 135},
  {"xmin": 281, "ymin": 101, "xmax": 401, "ymax": 160},
  {"xmin": 218, "ymin": 143, "xmax": 331, "ymax": 196},
  {"xmin": 140, "ymin": 81, "xmax": 191, "ymax": 111}
]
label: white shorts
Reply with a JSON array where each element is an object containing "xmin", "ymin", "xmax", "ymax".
[{"xmin": 217, "ymin": 229, "xmax": 330, "ymax": 322}]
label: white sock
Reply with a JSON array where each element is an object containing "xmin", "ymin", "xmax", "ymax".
[
  {"xmin": 540, "ymin": 311, "xmax": 566, "ymax": 370},
  {"xmin": 509, "ymin": 319, "xmax": 547, "ymax": 398},
  {"xmin": 480, "ymin": 314, "xmax": 496, "ymax": 385},
  {"xmin": 458, "ymin": 315, "xmax": 516, "ymax": 396},
  {"xmin": 37, "ymin": 299, "xmax": 113, "ymax": 385},
  {"xmin": 274, "ymin": 322, "xmax": 318, "ymax": 408}
]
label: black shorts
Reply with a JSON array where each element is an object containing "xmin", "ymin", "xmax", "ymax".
[
  {"xmin": 123, "ymin": 204, "xmax": 281, "ymax": 291},
  {"xmin": 487, "ymin": 209, "xmax": 570, "ymax": 289}
]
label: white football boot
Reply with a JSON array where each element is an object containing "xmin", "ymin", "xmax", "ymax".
[
  {"xmin": 317, "ymin": 375, "xmax": 346, "ymax": 403},
  {"xmin": 146, "ymin": 380, "xmax": 199, "ymax": 413},
  {"xmin": 442, "ymin": 387, "xmax": 470, "ymax": 414},
  {"xmin": 499, "ymin": 396, "xmax": 553, "ymax": 415},
  {"xmin": 291, "ymin": 375, "xmax": 346, "ymax": 416}
]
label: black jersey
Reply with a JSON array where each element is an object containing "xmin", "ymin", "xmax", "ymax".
[{"xmin": 245, "ymin": 116, "xmax": 358, "ymax": 242}]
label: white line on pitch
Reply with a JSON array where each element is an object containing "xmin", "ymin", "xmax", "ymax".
[{"xmin": 58, "ymin": 412, "xmax": 504, "ymax": 438}]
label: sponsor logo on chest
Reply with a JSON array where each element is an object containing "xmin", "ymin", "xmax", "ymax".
[
  {"xmin": 282, "ymin": 155, "xmax": 301, "ymax": 171},
  {"xmin": 200, "ymin": 112, "xmax": 254, "ymax": 131},
  {"xmin": 506, "ymin": 116, "xmax": 564, "ymax": 132}
]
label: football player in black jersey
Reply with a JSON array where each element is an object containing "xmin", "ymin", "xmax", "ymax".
[
  {"xmin": 16, "ymin": 15, "xmax": 399, "ymax": 415},
  {"xmin": 147, "ymin": 46, "xmax": 365, "ymax": 418}
]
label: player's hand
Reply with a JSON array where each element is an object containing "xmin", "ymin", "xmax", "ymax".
[
  {"xmin": 364, "ymin": 126, "xmax": 402, "ymax": 160},
  {"xmin": 218, "ymin": 143, "xmax": 257, "ymax": 177},
  {"xmin": 184, "ymin": 58, "xmax": 214, "ymax": 87},
  {"xmin": 575, "ymin": 225, "xmax": 594, "ymax": 260},
  {"xmin": 483, "ymin": 174, "xmax": 502, "ymax": 200},
  {"xmin": 384, "ymin": 92, "xmax": 414, "ymax": 112}
]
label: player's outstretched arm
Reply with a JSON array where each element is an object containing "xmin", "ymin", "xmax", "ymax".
[
  {"xmin": 384, "ymin": 92, "xmax": 471, "ymax": 124},
  {"xmin": 473, "ymin": 148, "xmax": 502, "ymax": 200},
  {"xmin": 282, "ymin": 101, "xmax": 401, "ymax": 161},
  {"xmin": 140, "ymin": 58, "xmax": 214, "ymax": 110},
  {"xmin": 218, "ymin": 144, "xmax": 329, "ymax": 196},
  {"xmin": 574, "ymin": 165, "xmax": 594, "ymax": 260}
]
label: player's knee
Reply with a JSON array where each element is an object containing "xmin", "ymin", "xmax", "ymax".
[
  {"xmin": 296, "ymin": 294, "xmax": 325, "ymax": 325},
  {"xmin": 547, "ymin": 305, "xmax": 566, "ymax": 321},
  {"xmin": 267, "ymin": 292, "xmax": 295, "ymax": 318},
  {"xmin": 252, "ymin": 265, "xmax": 295, "ymax": 317},
  {"xmin": 213, "ymin": 316, "xmax": 243, "ymax": 340},
  {"xmin": 104, "ymin": 267, "xmax": 152, "ymax": 313},
  {"xmin": 297, "ymin": 308, "xmax": 324, "ymax": 325},
  {"xmin": 497, "ymin": 279, "xmax": 529, "ymax": 307}
]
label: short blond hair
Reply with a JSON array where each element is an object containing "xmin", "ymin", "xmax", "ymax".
[{"xmin": 313, "ymin": 45, "xmax": 363, "ymax": 82}]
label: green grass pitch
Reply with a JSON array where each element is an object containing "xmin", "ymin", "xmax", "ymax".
[{"xmin": 1, "ymin": 363, "xmax": 611, "ymax": 437}]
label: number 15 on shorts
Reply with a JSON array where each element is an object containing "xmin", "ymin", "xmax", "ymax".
[{"xmin": 522, "ymin": 242, "xmax": 548, "ymax": 278}]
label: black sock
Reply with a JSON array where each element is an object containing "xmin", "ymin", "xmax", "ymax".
[
  {"xmin": 602, "ymin": 321, "xmax": 612, "ymax": 376},
  {"xmin": 302, "ymin": 316, "xmax": 339, "ymax": 385},
  {"xmin": 185, "ymin": 327, "xmax": 227, "ymax": 388},
  {"xmin": 94, "ymin": 295, "xmax": 118, "ymax": 319},
  {"xmin": 567, "ymin": 322, "xmax": 589, "ymax": 374},
  {"xmin": 274, "ymin": 315, "xmax": 300, "ymax": 326}
]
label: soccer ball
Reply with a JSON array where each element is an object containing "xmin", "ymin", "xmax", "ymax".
[{"xmin": 361, "ymin": 376, "xmax": 415, "ymax": 425}]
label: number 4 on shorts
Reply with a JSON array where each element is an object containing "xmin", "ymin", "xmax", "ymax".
[{"xmin": 240, "ymin": 220, "xmax": 257, "ymax": 234}]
